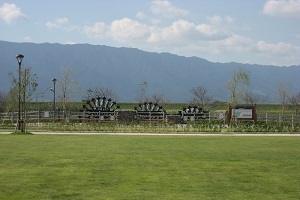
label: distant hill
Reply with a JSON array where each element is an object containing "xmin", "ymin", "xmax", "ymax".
[{"xmin": 0, "ymin": 40, "xmax": 299, "ymax": 102}]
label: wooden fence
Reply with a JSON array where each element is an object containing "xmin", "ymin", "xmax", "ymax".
[{"xmin": 1, "ymin": 111, "xmax": 300, "ymax": 125}]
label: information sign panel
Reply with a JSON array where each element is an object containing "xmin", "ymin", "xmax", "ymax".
[{"xmin": 232, "ymin": 108, "xmax": 253, "ymax": 119}]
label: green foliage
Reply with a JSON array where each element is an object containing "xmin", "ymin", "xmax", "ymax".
[
  {"xmin": 227, "ymin": 68, "xmax": 250, "ymax": 106},
  {"xmin": 227, "ymin": 121, "xmax": 300, "ymax": 132},
  {"xmin": 22, "ymin": 119, "xmax": 300, "ymax": 133},
  {"xmin": 10, "ymin": 131, "xmax": 33, "ymax": 135},
  {"xmin": 7, "ymin": 68, "xmax": 39, "ymax": 112},
  {"xmin": 20, "ymin": 101, "xmax": 296, "ymax": 115},
  {"xmin": 0, "ymin": 135, "xmax": 299, "ymax": 199},
  {"xmin": 0, "ymin": 91, "xmax": 7, "ymax": 112},
  {"xmin": 57, "ymin": 66, "xmax": 79, "ymax": 113},
  {"xmin": 0, "ymin": 125, "xmax": 15, "ymax": 129},
  {"xmin": 2, "ymin": 101, "xmax": 299, "ymax": 133}
]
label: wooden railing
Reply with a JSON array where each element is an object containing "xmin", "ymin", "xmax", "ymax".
[{"xmin": 1, "ymin": 111, "xmax": 300, "ymax": 125}]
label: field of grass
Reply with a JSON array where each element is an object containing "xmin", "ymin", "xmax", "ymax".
[{"xmin": 0, "ymin": 134, "xmax": 299, "ymax": 199}]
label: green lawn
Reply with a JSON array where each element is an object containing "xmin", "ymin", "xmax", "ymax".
[{"xmin": 0, "ymin": 135, "xmax": 299, "ymax": 199}]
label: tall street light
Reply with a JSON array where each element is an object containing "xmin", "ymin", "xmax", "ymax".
[
  {"xmin": 16, "ymin": 54, "xmax": 24, "ymax": 132},
  {"xmin": 51, "ymin": 78, "xmax": 57, "ymax": 118}
]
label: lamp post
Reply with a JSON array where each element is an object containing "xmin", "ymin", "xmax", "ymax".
[
  {"xmin": 51, "ymin": 78, "xmax": 57, "ymax": 118},
  {"xmin": 16, "ymin": 54, "xmax": 24, "ymax": 132}
]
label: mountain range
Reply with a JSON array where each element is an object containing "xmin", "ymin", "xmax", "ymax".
[{"xmin": 1, "ymin": 40, "xmax": 299, "ymax": 103}]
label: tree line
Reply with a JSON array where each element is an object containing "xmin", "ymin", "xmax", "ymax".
[{"xmin": 0, "ymin": 66, "xmax": 299, "ymax": 116}]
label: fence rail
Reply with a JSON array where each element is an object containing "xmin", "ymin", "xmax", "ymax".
[{"xmin": 1, "ymin": 111, "xmax": 300, "ymax": 125}]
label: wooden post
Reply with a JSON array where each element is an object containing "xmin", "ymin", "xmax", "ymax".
[{"xmin": 292, "ymin": 114, "xmax": 294, "ymax": 130}]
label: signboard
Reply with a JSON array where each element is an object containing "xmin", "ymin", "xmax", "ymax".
[
  {"xmin": 226, "ymin": 104, "xmax": 257, "ymax": 123},
  {"xmin": 232, "ymin": 108, "xmax": 252, "ymax": 119},
  {"xmin": 44, "ymin": 111, "xmax": 49, "ymax": 118}
]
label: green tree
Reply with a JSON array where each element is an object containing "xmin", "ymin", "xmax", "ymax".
[
  {"xmin": 227, "ymin": 68, "xmax": 250, "ymax": 107},
  {"xmin": 243, "ymin": 90, "xmax": 267, "ymax": 105},
  {"xmin": 190, "ymin": 86, "xmax": 212, "ymax": 110},
  {"xmin": 227, "ymin": 68, "xmax": 250, "ymax": 122},
  {"xmin": 150, "ymin": 93, "xmax": 170, "ymax": 107},
  {"xmin": 85, "ymin": 86, "xmax": 118, "ymax": 101},
  {"xmin": 7, "ymin": 67, "xmax": 38, "ymax": 112},
  {"xmin": 0, "ymin": 91, "xmax": 8, "ymax": 112},
  {"xmin": 288, "ymin": 92, "xmax": 300, "ymax": 116},
  {"xmin": 57, "ymin": 66, "xmax": 79, "ymax": 119},
  {"xmin": 277, "ymin": 82, "xmax": 290, "ymax": 116},
  {"xmin": 136, "ymin": 81, "xmax": 148, "ymax": 103}
]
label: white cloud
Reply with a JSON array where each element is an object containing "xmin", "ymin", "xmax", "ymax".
[
  {"xmin": 24, "ymin": 36, "xmax": 32, "ymax": 41},
  {"xmin": 136, "ymin": 12, "xmax": 146, "ymax": 20},
  {"xmin": 84, "ymin": 18, "xmax": 150, "ymax": 43},
  {"xmin": 224, "ymin": 16, "xmax": 235, "ymax": 24},
  {"xmin": 46, "ymin": 18, "xmax": 68, "ymax": 28},
  {"xmin": 84, "ymin": 22, "xmax": 107, "ymax": 39},
  {"xmin": 178, "ymin": 34, "xmax": 253, "ymax": 56},
  {"xmin": 207, "ymin": 15, "xmax": 235, "ymax": 25},
  {"xmin": 64, "ymin": 41, "xmax": 77, "ymax": 45},
  {"xmin": 46, "ymin": 18, "xmax": 79, "ymax": 31},
  {"xmin": 150, "ymin": 0, "xmax": 189, "ymax": 18},
  {"xmin": 253, "ymin": 40, "xmax": 298, "ymax": 55},
  {"xmin": 207, "ymin": 15, "xmax": 223, "ymax": 25},
  {"xmin": 263, "ymin": 0, "xmax": 300, "ymax": 18},
  {"xmin": 150, "ymin": 18, "xmax": 161, "ymax": 25},
  {"xmin": 214, "ymin": 34, "xmax": 253, "ymax": 53},
  {"xmin": 110, "ymin": 18, "xmax": 150, "ymax": 43},
  {"xmin": 0, "ymin": 3, "xmax": 26, "ymax": 24},
  {"xmin": 82, "ymin": 8, "xmax": 300, "ymax": 66},
  {"xmin": 136, "ymin": 10, "xmax": 162, "ymax": 25},
  {"xmin": 147, "ymin": 20, "xmax": 230, "ymax": 45},
  {"xmin": 248, "ymin": 40, "xmax": 300, "ymax": 65},
  {"xmin": 85, "ymin": 17, "xmax": 247, "ymax": 63},
  {"xmin": 196, "ymin": 24, "xmax": 228, "ymax": 39}
]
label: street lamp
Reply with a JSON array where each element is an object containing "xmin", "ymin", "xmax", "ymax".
[
  {"xmin": 51, "ymin": 78, "xmax": 57, "ymax": 118},
  {"xmin": 16, "ymin": 54, "xmax": 24, "ymax": 132}
]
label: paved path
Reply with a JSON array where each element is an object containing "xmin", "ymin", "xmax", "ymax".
[{"xmin": 1, "ymin": 130, "xmax": 300, "ymax": 136}]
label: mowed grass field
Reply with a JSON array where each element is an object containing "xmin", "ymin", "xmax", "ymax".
[{"xmin": 0, "ymin": 135, "xmax": 299, "ymax": 199}]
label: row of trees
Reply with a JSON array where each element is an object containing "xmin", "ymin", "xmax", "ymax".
[
  {"xmin": 0, "ymin": 67, "xmax": 78, "ymax": 114},
  {"xmin": 0, "ymin": 66, "xmax": 299, "ymax": 116},
  {"xmin": 0, "ymin": 67, "xmax": 38, "ymax": 113},
  {"xmin": 192, "ymin": 68, "xmax": 300, "ymax": 116}
]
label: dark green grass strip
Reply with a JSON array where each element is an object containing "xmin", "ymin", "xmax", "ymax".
[{"xmin": 0, "ymin": 135, "xmax": 299, "ymax": 199}]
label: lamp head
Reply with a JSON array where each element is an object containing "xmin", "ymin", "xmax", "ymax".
[
  {"xmin": 52, "ymin": 78, "xmax": 57, "ymax": 84},
  {"xmin": 16, "ymin": 54, "xmax": 24, "ymax": 65}
]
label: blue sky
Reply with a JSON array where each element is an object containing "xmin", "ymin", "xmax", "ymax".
[{"xmin": 0, "ymin": 0, "xmax": 299, "ymax": 66}]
